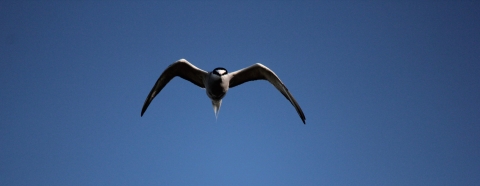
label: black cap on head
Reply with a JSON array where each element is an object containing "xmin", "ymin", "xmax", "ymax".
[{"xmin": 213, "ymin": 67, "xmax": 228, "ymax": 75}]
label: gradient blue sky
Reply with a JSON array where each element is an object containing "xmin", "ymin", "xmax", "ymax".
[{"xmin": 1, "ymin": 1, "xmax": 479, "ymax": 185}]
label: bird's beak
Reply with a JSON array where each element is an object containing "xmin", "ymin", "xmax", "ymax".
[{"xmin": 212, "ymin": 100, "xmax": 222, "ymax": 120}]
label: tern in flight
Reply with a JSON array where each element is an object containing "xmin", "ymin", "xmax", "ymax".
[{"xmin": 141, "ymin": 59, "xmax": 306, "ymax": 124}]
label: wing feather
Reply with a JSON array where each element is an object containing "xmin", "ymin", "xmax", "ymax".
[
  {"xmin": 141, "ymin": 59, "xmax": 208, "ymax": 116},
  {"xmin": 228, "ymin": 63, "xmax": 306, "ymax": 124}
]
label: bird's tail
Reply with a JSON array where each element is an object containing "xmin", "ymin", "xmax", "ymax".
[{"xmin": 212, "ymin": 100, "xmax": 222, "ymax": 120}]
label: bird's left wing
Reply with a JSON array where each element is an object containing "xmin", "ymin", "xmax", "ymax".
[
  {"xmin": 227, "ymin": 63, "xmax": 306, "ymax": 124},
  {"xmin": 141, "ymin": 59, "xmax": 208, "ymax": 116}
]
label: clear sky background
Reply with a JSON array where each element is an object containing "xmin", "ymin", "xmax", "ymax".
[{"xmin": 1, "ymin": 1, "xmax": 479, "ymax": 185}]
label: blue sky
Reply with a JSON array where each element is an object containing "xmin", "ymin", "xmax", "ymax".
[{"xmin": 1, "ymin": 1, "xmax": 479, "ymax": 185}]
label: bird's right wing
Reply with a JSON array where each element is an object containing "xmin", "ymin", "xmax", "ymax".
[
  {"xmin": 141, "ymin": 59, "xmax": 208, "ymax": 116},
  {"xmin": 227, "ymin": 63, "xmax": 306, "ymax": 124}
]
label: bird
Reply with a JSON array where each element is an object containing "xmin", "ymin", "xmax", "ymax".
[{"xmin": 141, "ymin": 59, "xmax": 306, "ymax": 124}]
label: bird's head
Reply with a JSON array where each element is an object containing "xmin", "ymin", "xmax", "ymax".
[{"xmin": 213, "ymin": 67, "xmax": 228, "ymax": 76}]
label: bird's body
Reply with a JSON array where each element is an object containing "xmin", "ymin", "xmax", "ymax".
[
  {"xmin": 141, "ymin": 59, "xmax": 306, "ymax": 124},
  {"xmin": 204, "ymin": 67, "xmax": 228, "ymax": 118},
  {"xmin": 205, "ymin": 68, "xmax": 228, "ymax": 100}
]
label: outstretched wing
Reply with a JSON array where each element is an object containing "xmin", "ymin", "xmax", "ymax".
[
  {"xmin": 141, "ymin": 59, "xmax": 208, "ymax": 116},
  {"xmin": 227, "ymin": 63, "xmax": 306, "ymax": 124}
]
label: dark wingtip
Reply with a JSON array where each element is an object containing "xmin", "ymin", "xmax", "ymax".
[
  {"xmin": 141, "ymin": 98, "xmax": 152, "ymax": 117},
  {"xmin": 141, "ymin": 105, "xmax": 147, "ymax": 117},
  {"xmin": 141, "ymin": 106, "xmax": 147, "ymax": 117}
]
